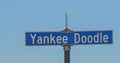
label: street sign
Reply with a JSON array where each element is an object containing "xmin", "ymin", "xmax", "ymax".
[{"xmin": 25, "ymin": 30, "xmax": 113, "ymax": 45}]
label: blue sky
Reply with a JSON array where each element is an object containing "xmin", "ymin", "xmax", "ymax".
[{"xmin": 0, "ymin": 0, "xmax": 120, "ymax": 63}]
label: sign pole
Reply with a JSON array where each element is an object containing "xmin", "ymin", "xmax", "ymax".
[
  {"xmin": 61, "ymin": 27, "xmax": 72, "ymax": 63},
  {"xmin": 64, "ymin": 45, "xmax": 71, "ymax": 63},
  {"xmin": 63, "ymin": 13, "xmax": 72, "ymax": 63},
  {"xmin": 62, "ymin": 28, "xmax": 72, "ymax": 63}
]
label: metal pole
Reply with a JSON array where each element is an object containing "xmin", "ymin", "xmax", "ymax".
[
  {"xmin": 61, "ymin": 28, "xmax": 72, "ymax": 63},
  {"xmin": 62, "ymin": 13, "xmax": 73, "ymax": 63},
  {"xmin": 64, "ymin": 45, "xmax": 71, "ymax": 63},
  {"xmin": 65, "ymin": 13, "xmax": 68, "ymax": 29}
]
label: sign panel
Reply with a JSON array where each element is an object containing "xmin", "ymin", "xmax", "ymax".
[{"xmin": 25, "ymin": 30, "xmax": 113, "ymax": 45}]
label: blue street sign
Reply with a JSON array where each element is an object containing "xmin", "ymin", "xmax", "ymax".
[{"xmin": 25, "ymin": 30, "xmax": 113, "ymax": 46}]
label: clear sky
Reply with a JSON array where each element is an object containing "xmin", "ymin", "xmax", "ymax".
[{"xmin": 0, "ymin": 0, "xmax": 120, "ymax": 63}]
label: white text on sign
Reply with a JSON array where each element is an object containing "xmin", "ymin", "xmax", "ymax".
[{"xmin": 30, "ymin": 32, "xmax": 109, "ymax": 45}]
